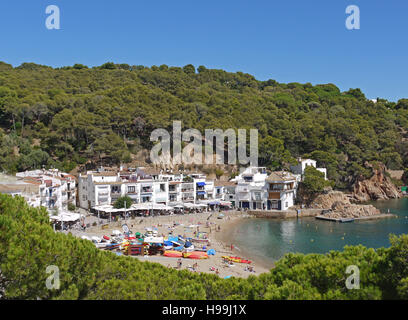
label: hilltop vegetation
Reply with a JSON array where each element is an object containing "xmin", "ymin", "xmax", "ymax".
[
  {"xmin": 1, "ymin": 194, "xmax": 408, "ymax": 300},
  {"xmin": 1, "ymin": 61, "xmax": 408, "ymax": 189}
]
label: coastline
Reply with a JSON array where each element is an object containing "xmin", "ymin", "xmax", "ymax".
[
  {"xmin": 69, "ymin": 198, "xmax": 404, "ymax": 278},
  {"xmin": 70, "ymin": 210, "xmax": 271, "ymax": 279},
  {"xmin": 214, "ymin": 214, "xmax": 275, "ymax": 271}
]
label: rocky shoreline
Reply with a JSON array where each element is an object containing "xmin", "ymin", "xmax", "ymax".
[
  {"xmin": 308, "ymin": 163, "xmax": 402, "ymax": 220},
  {"xmin": 310, "ymin": 190, "xmax": 381, "ymax": 219},
  {"xmin": 352, "ymin": 163, "xmax": 402, "ymax": 202}
]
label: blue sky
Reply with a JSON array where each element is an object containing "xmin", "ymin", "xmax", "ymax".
[{"xmin": 0, "ymin": 0, "xmax": 407, "ymax": 101}]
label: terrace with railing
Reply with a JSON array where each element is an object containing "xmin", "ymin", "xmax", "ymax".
[{"xmin": 141, "ymin": 186, "xmax": 153, "ymax": 193}]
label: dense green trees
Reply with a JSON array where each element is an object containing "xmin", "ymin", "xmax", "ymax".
[
  {"xmin": 0, "ymin": 62, "xmax": 407, "ymax": 189},
  {"xmin": 1, "ymin": 194, "xmax": 408, "ymax": 300},
  {"xmin": 302, "ymin": 166, "xmax": 333, "ymax": 195},
  {"xmin": 113, "ymin": 196, "xmax": 133, "ymax": 209}
]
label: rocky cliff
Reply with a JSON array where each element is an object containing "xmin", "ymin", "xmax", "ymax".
[
  {"xmin": 309, "ymin": 190, "xmax": 380, "ymax": 218},
  {"xmin": 310, "ymin": 190, "xmax": 351, "ymax": 209},
  {"xmin": 323, "ymin": 202, "xmax": 380, "ymax": 219},
  {"xmin": 352, "ymin": 163, "xmax": 401, "ymax": 202}
]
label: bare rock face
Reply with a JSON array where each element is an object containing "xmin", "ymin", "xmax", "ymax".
[
  {"xmin": 310, "ymin": 191, "xmax": 351, "ymax": 209},
  {"xmin": 352, "ymin": 163, "xmax": 401, "ymax": 202},
  {"xmin": 310, "ymin": 190, "xmax": 381, "ymax": 219},
  {"xmin": 324, "ymin": 204, "xmax": 380, "ymax": 219}
]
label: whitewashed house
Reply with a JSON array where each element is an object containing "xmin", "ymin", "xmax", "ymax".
[
  {"xmin": 290, "ymin": 158, "xmax": 327, "ymax": 180},
  {"xmin": 14, "ymin": 169, "xmax": 76, "ymax": 211},
  {"xmin": 233, "ymin": 167, "xmax": 268, "ymax": 210},
  {"xmin": 78, "ymin": 171, "xmax": 120, "ymax": 209},
  {"xmin": 214, "ymin": 181, "xmax": 236, "ymax": 206},
  {"xmin": 265, "ymin": 171, "xmax": 297, "ymax": 210}
]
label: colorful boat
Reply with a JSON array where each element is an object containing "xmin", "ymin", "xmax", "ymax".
[
  {"xmin": 183, "ymin": 251, "xmax": 208, "ymax": 259},
  {"xmin": 164, "ymin": 250, "xmax": 183, "ymax": 258},
  {"xmin": 222, "ymin": 256, "xmax": 252, "ymax": 264},
  {"xmin": 105, "ymin": 243, "xmax": 121, "ymax": 250}
]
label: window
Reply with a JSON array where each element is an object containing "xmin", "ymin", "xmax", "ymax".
[
  {"xmin": 160, "ymin": 184, "xmax": 165, "ymax": 192},
  {"xmin": 128, "ymin": 186, "xmax": 135, "ymax": 193},
  {"xmin": 271, "ymin": 202, "xmax": 279, "ymax": 209},
  {"xmin": 254, "ymin": 192, "xmax": 261, "ymax": 201},
  {"xmin": 285, "ymin": 202, "xmax": 288, "ymax": 208}
]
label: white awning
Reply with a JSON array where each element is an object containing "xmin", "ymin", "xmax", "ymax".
[{"xmin": 49, "ymin": 212, "xmax": 82, "ymax": 222}]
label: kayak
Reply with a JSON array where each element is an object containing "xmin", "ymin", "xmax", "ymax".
[
  {"xmin": 222, "ymin": 256, "xmax": 252, "ymax": 264},
  {"xmin": 105, "ymin": 243, "xmax": 121, "ymax": 250},
  {"xmin": 164, "ymin": 250, "xmax": 183, "ymax": 258},
  {"xmin": 183, "ymin": 251, "xmax": 208, "ymax": 259}
]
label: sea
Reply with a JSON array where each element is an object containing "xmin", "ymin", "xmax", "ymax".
[{"xmin": 228, "ymin": 198, "xmax": 408, "ymax": 266}]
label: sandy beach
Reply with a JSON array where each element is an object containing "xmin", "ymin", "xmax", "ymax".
[{"xmin": 68, "ymin": 210, "xmax": 272, "ymax": 279}]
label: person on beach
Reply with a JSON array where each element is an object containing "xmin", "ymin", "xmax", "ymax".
[{"xmin": 177, "ymin": 258, "xmax": 182, "ymax": 269}]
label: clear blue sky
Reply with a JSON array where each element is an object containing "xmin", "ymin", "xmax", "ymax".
[{"xmin": 0, "ymin": 0, "xmax": 407, "ymax": 101}]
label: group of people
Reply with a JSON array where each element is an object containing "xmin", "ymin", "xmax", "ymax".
[
  {"xmin": 209, "ymin": 266, "xmax": 220, "ymax": 275},
  {"xmin": 175, "ymin": 259, "xmax": 201, "ymax": 273},
  {"xmin": 244, "ymin": 265, "xmax": 255, "ymax": 273}
]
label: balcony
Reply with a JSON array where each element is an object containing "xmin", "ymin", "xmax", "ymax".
[
  {"xmin": 268, "ymin": 192, "xmax": 281, "ymax": 200},
  {"xmin": 236, "ymin": 185, "xmax": 249, "ymax": 193},
  {"xmin": 98, "ymin": 197, "xmax": 109, "ymax": 204},
  {"xmin": 110, "ymin": 188, "xmax": 121, "ymax": 194}
]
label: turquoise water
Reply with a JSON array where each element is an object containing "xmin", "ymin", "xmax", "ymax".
[{"xmin": 230, "ymin": 198, "xmax": 408, "ymax": 265}]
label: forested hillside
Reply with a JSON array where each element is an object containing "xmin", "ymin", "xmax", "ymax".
[
  {"xmin": 1, "ymin": 194, "xmax": 408, "ymax": 300},
  {"xmin": 1, "ymin": 61, "xmax": 408, "ymax": 189}
]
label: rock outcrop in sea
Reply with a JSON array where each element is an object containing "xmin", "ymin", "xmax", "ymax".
[
  {"xmin": 324, "ymin": 202, "xmax": 380, "ymax": 219},
  {"xmin": 311, "ymin": 190, "xmax": 352, "ymax": 209},
  {"xmin": 310, "ymin": 190, "xmax": 380, "ymax": 219}
]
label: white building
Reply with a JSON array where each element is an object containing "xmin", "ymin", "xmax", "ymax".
[
  {"xmin": 290, "ymin": 158, "xmax": 327, "ymax": 180},
  {"xmin": 265, "ymin": 171, "xmax": 298, "ymax": 210},
  {"xmin": 78, "ymin": 171, "xmax": 120, "ymax": 209},
  {"xmin": 6, "ymin": 169, "xmax": 77, "ymax": 211},
  {"xmin": 233, "ymin": 167, "xmax": 268, "ymax": 210},
  {"xmin": 214, "ymin": 181, "xmax": 236, "ymax": 206},
  {"xmin": 78, "ymin": 167, "xmax": 224, "ymax": 209}
]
